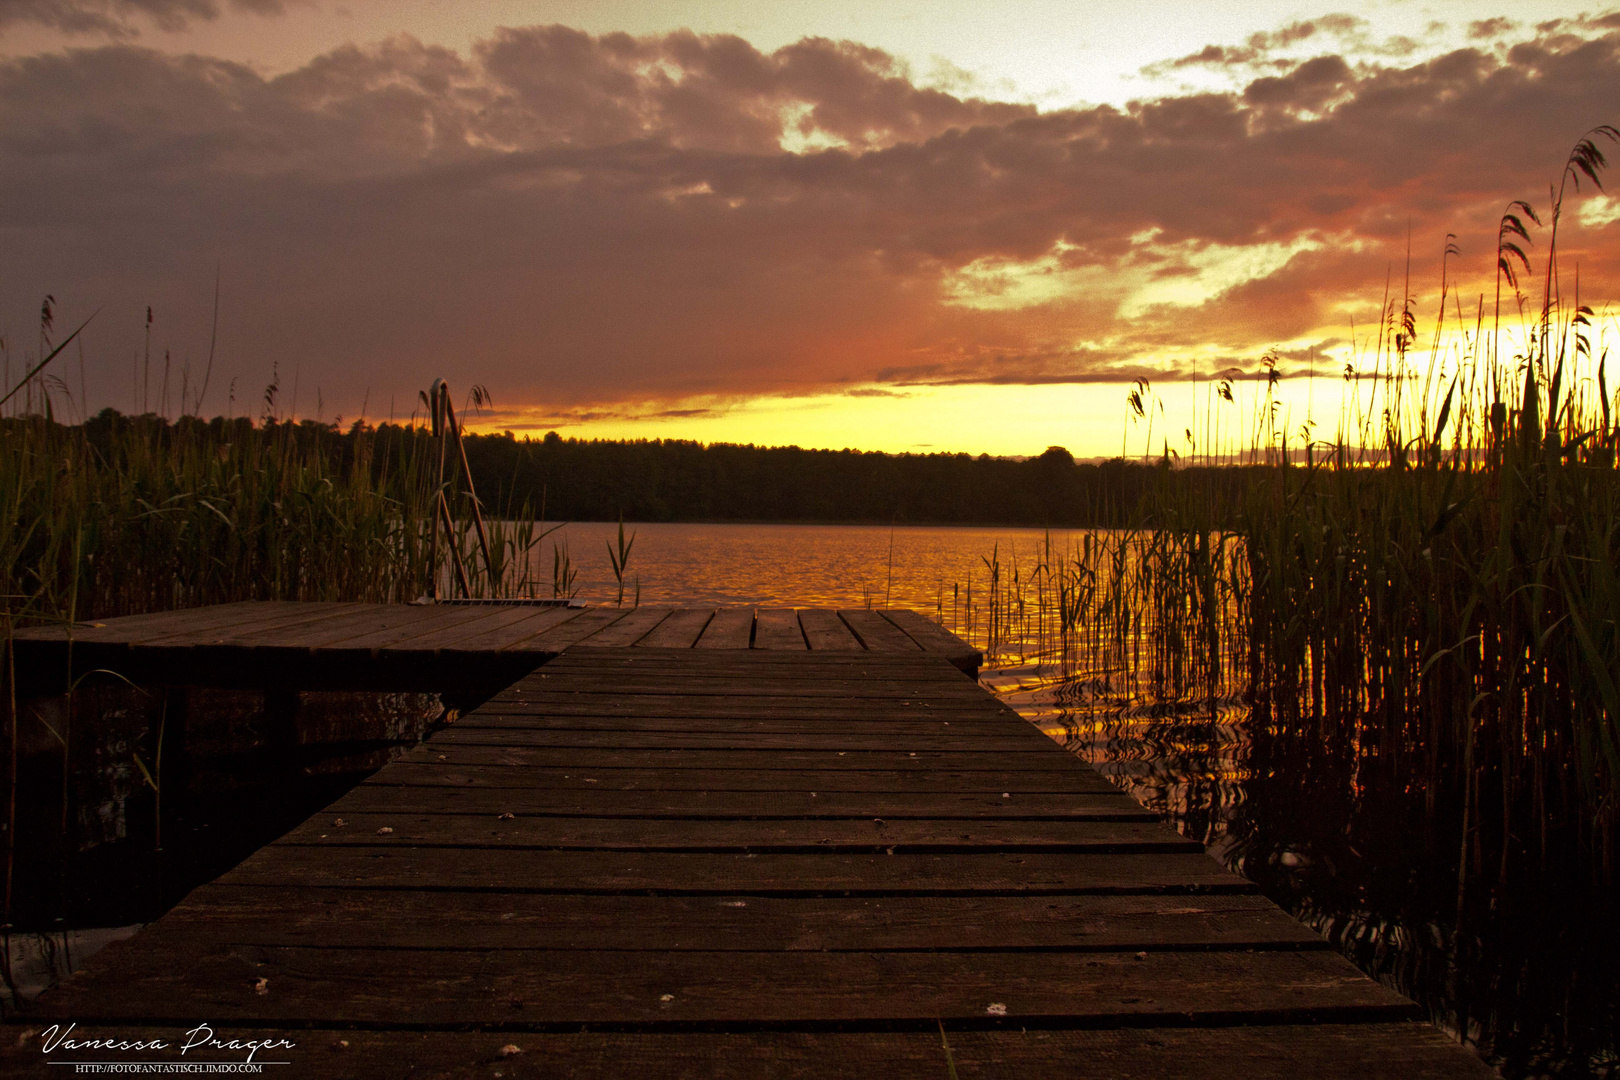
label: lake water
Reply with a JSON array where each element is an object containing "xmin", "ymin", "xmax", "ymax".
[{"xmin": 529, "ymin": 519, "xmax": 1080, "ymax": 613}]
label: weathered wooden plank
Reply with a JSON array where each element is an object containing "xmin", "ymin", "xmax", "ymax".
[
  {"xmin": 389, "ymin": 603, "xmax": 568, "ymax": 652},
  {"xmin": 531, "ymin": 660, "xmax": 978, "ymax": 683},
  {"xmin": 409, "ymin": 746, "xmax": 1095, "ymax": 773},
  {"xmin": 753, "ymin": 608, "xmax": 807, "ymax": 650},
  {"xmin": 558, "ymin": 646, "xmax": 953, "ymax": 666},
  {"xmin": 8, "ymin": 600, "xmax": 273, "ymax": 642},
  {"xmin": 524, "ymin": 666, "xmax": 974, "ymax": 688},
  {"xmin": 138, "ymin": 889, "xmax": 1323, "ymax": 951},
  {"xmin": 33, "ymin": 947, "xmax": 1411, "ymax": 1027},
  {"xmin": 23, "ymin": 601, "xmax": 349, "ymax": 653},
  {"xmin": 694, "ymin": 608, "xmax": 754, "ymax": 649},
  {"xmin": 499, "ymin": 664, "xmax": 977, "ymax": 687},
  {"xmin": 472, "ymin": 703, "xmax": 1016, "ymax": 724},
  {"xmin": 508, "ymin": 672, "xmax": 979, "ymax": 693},
  {"xmin": 375, "ymin": 603, "xmax": 560, "ymax": 650},
  {"xmin": 478, "ymin": 697, "xmax": 1004, "ymax": 719},
  {"xmin": 519, "ymin": 607, "xmax": 634, "ymax": 652},
  {"xmin": 509, "ymin": 675, "xmax": 979, "ymax": 696},
  {"xmin": 246, "ymin": 604, "xmax": 432, "ymax": 650},
  {"xmin": 217, "ymin": 848, "xmax": 1250, "ymax": 894},
  {"xmin": 372, "ymin": 764, "xmax": 1122, "ymax": 794},
  {"xmin": 881, "ymin": 607, "xmax": 983, "ymax": 659},
  {"xmin": 522, "ymin": 662, "xmax": 977, "ymax": 684},
  {"xmin": 324, "ymin": 603, "xmax": 503, "ymax": 652},
  {"xmin": 430, "ymin": 730, "xmax": 1059, "ymax": 753},
  {"xmin": 636, "ymin": 609, "xmax": 714, "ymax": 649},
  {"xmin": 0, "ymin": 1025, "xmax": 1497, "ymax": 1080},
  {"xmin": 121, "ymin": 601, "xmax": 357, "ymax": 646},
  {"xmin": 158, "ymin": 601, "xmax": 370, "ymax": 646},
  {"xmin": 492, "ymin": 696, "xmax": 997, "ymax": 712},
  {"xmin": 440, "ymin": 605, "xmax": 584, "ymax": 652},
  {"xmin": 327, "ymin": 786, "xmax": 1150, "ymax": 819},
  {"xmin": 839, "ymin": 609, "xmax": 923, "ymax": 652},
  {"xmin": 574, "ymin": 607, "xmax": 675, "ymax": 648},
  {"xmin": 278, "ymin": 813, "xmax": 1196, "ymax": 853},
  {"xmin": 452, "ymin": 713, "xmax": 1047, "ymax": 737},
  {"xmin": 534, "ymin": 653, "xmax": 957, "ymax": 674},
  {"xmin": 479, "ymin": 701, "xmax": 1001, "ymax": 722},
  {"xmin": 799, "ymin": 608, "xmax": 863, "ymax": 651}
]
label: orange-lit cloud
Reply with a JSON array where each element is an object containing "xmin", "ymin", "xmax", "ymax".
[{"xmin": 0, "ymin": 10, "xmax": 1618, "ymax": 454}]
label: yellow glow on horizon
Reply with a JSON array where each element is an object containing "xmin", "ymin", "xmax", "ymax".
[{"xmin": 467, "ymin": 375, "xmax": 1371, "ymax": 459}]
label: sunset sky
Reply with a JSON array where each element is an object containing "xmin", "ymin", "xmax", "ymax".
[{"xmin": 2, "ymin": 1, "xmax": 1617, "ymax": 456}]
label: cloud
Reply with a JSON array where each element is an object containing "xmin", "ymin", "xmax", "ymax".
[
  {"xmin": 1147, "ymin": 14, "xmax": 1367, "ymax": 74},
  {"xmin": 0, "ymin": 0, "xmax": 292, "ymax": 38},
  {"xmin": 1468, "ymin": 17, "xmax": 1519, "ymax": 40},
  {"xmin": 1, "ymin": 17, "xmax": 1618, "ymax": 421}
]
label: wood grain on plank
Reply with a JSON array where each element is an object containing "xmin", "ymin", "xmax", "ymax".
[
  {"xmin": 334, "ymin": 785, "xmax": 1150, "ymax": 819},
  {"xmin": 145, "ymin": 888, "xmax": 1323, "ymax": 951},
  {"xmin": 411, "ymin": 746, "xmax": 1098, "ymax": 773},
  {"xmin": 694, "ymin": 608, "xmax": 754, "ymax": 649},
  {"xmin": 327, "ymin": 604, "xmax": 507, "ymax": 651},
  {"xmin": 217, "ymin": 847, "xmax": 1250, "ymax": 894},
  {"xmin": 838, "ymin": 609, "xmax": 923, "ymax": 652},
  {"xmin": 389, "ymin": 603, "xmax": 569, "ymax": 652},
  {"xmin": 124, "ymin": 602, "xmax": 358, "ymax": 646},
  {"xmin": 880, "ymin": 608, "xmax": 984, "ymax": 657},
  {"xmin": 7, "ymin": 601, "xmax": 258, "ymax": 640},
  {"xmin": 519, "ymin": 607, "xmax": 635, "ymax": 651},
  {"xmin": 451, "ymin": 714, "xmax": 1051, "ymax": 737},
  {"xmin": 515, "ymin": 673, "xmax": 983, "ymax": 695},
  {"xmin": 276, "ymin": 814, "xmax": 1197, "ymax": 853},
  {"xmin": 486, "ymin": 694, "xmax": 993, "ymax": 711},
  {"xmin": 636, "ymin": 609, "xmax": 715, "ymax": 649},
  {"xmin": 429, "ymin": 730, "xmax": 1061, "ymax": 753},
  {"xmin": 441, "ymin": 605, "xmax": 583, "ymax": 652},
  {"xmin": 248, "ymin": 605, "xmax": 435, "ymax": 650},
  {"xmin": 370, "ymin": 764, "xmax": 1123, "ymax": 794},
  {"xmin": 574, "ymin": 607, "xmax": 675, "ymax": 648},
  {"xmin": 799, "ymin": 608, "xmax": 863, "ymax": 651},
  {"xmin": 555, "ymin": 648, "xmax": 959, "ymax": 671},
  {"xmin": 753, "ymin": 608, "xmax": 807, "ymax": 650}
]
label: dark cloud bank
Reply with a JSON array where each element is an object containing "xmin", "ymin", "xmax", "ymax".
[{"xmin": 1, "ymin": 16, "xmax": 1618, "ymax": 418}]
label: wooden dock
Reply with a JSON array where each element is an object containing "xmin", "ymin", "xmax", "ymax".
[{"xmin": 2, "ymin": 607, "xmax": 1490, "ymax": 1076}]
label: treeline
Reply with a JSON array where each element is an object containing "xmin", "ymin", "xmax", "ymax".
[
  {"xmin": 459, "ymin": 434, "xmax": 1262, "ymax": 526},
  {"xmin": 71, "ymin": 410, "xmax": 1256, "ymax": 527}
]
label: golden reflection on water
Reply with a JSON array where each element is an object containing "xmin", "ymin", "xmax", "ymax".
[{"xmin": 534, "ymin": 520, "xmax": 1089, "ymax": 613}]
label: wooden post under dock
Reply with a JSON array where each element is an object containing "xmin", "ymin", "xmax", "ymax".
[{"xmin": 1, "ymin": 603, "xmax": 1491, "ymax": 1077}]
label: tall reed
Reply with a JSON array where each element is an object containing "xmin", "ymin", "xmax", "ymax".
[
  {"xmin": 951, "ymin": 128, "xmax": 1620, "ymax": 886},
  {"xmin": 0, "ymin": 410, "xmax": 551, "ymax": 625}
]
